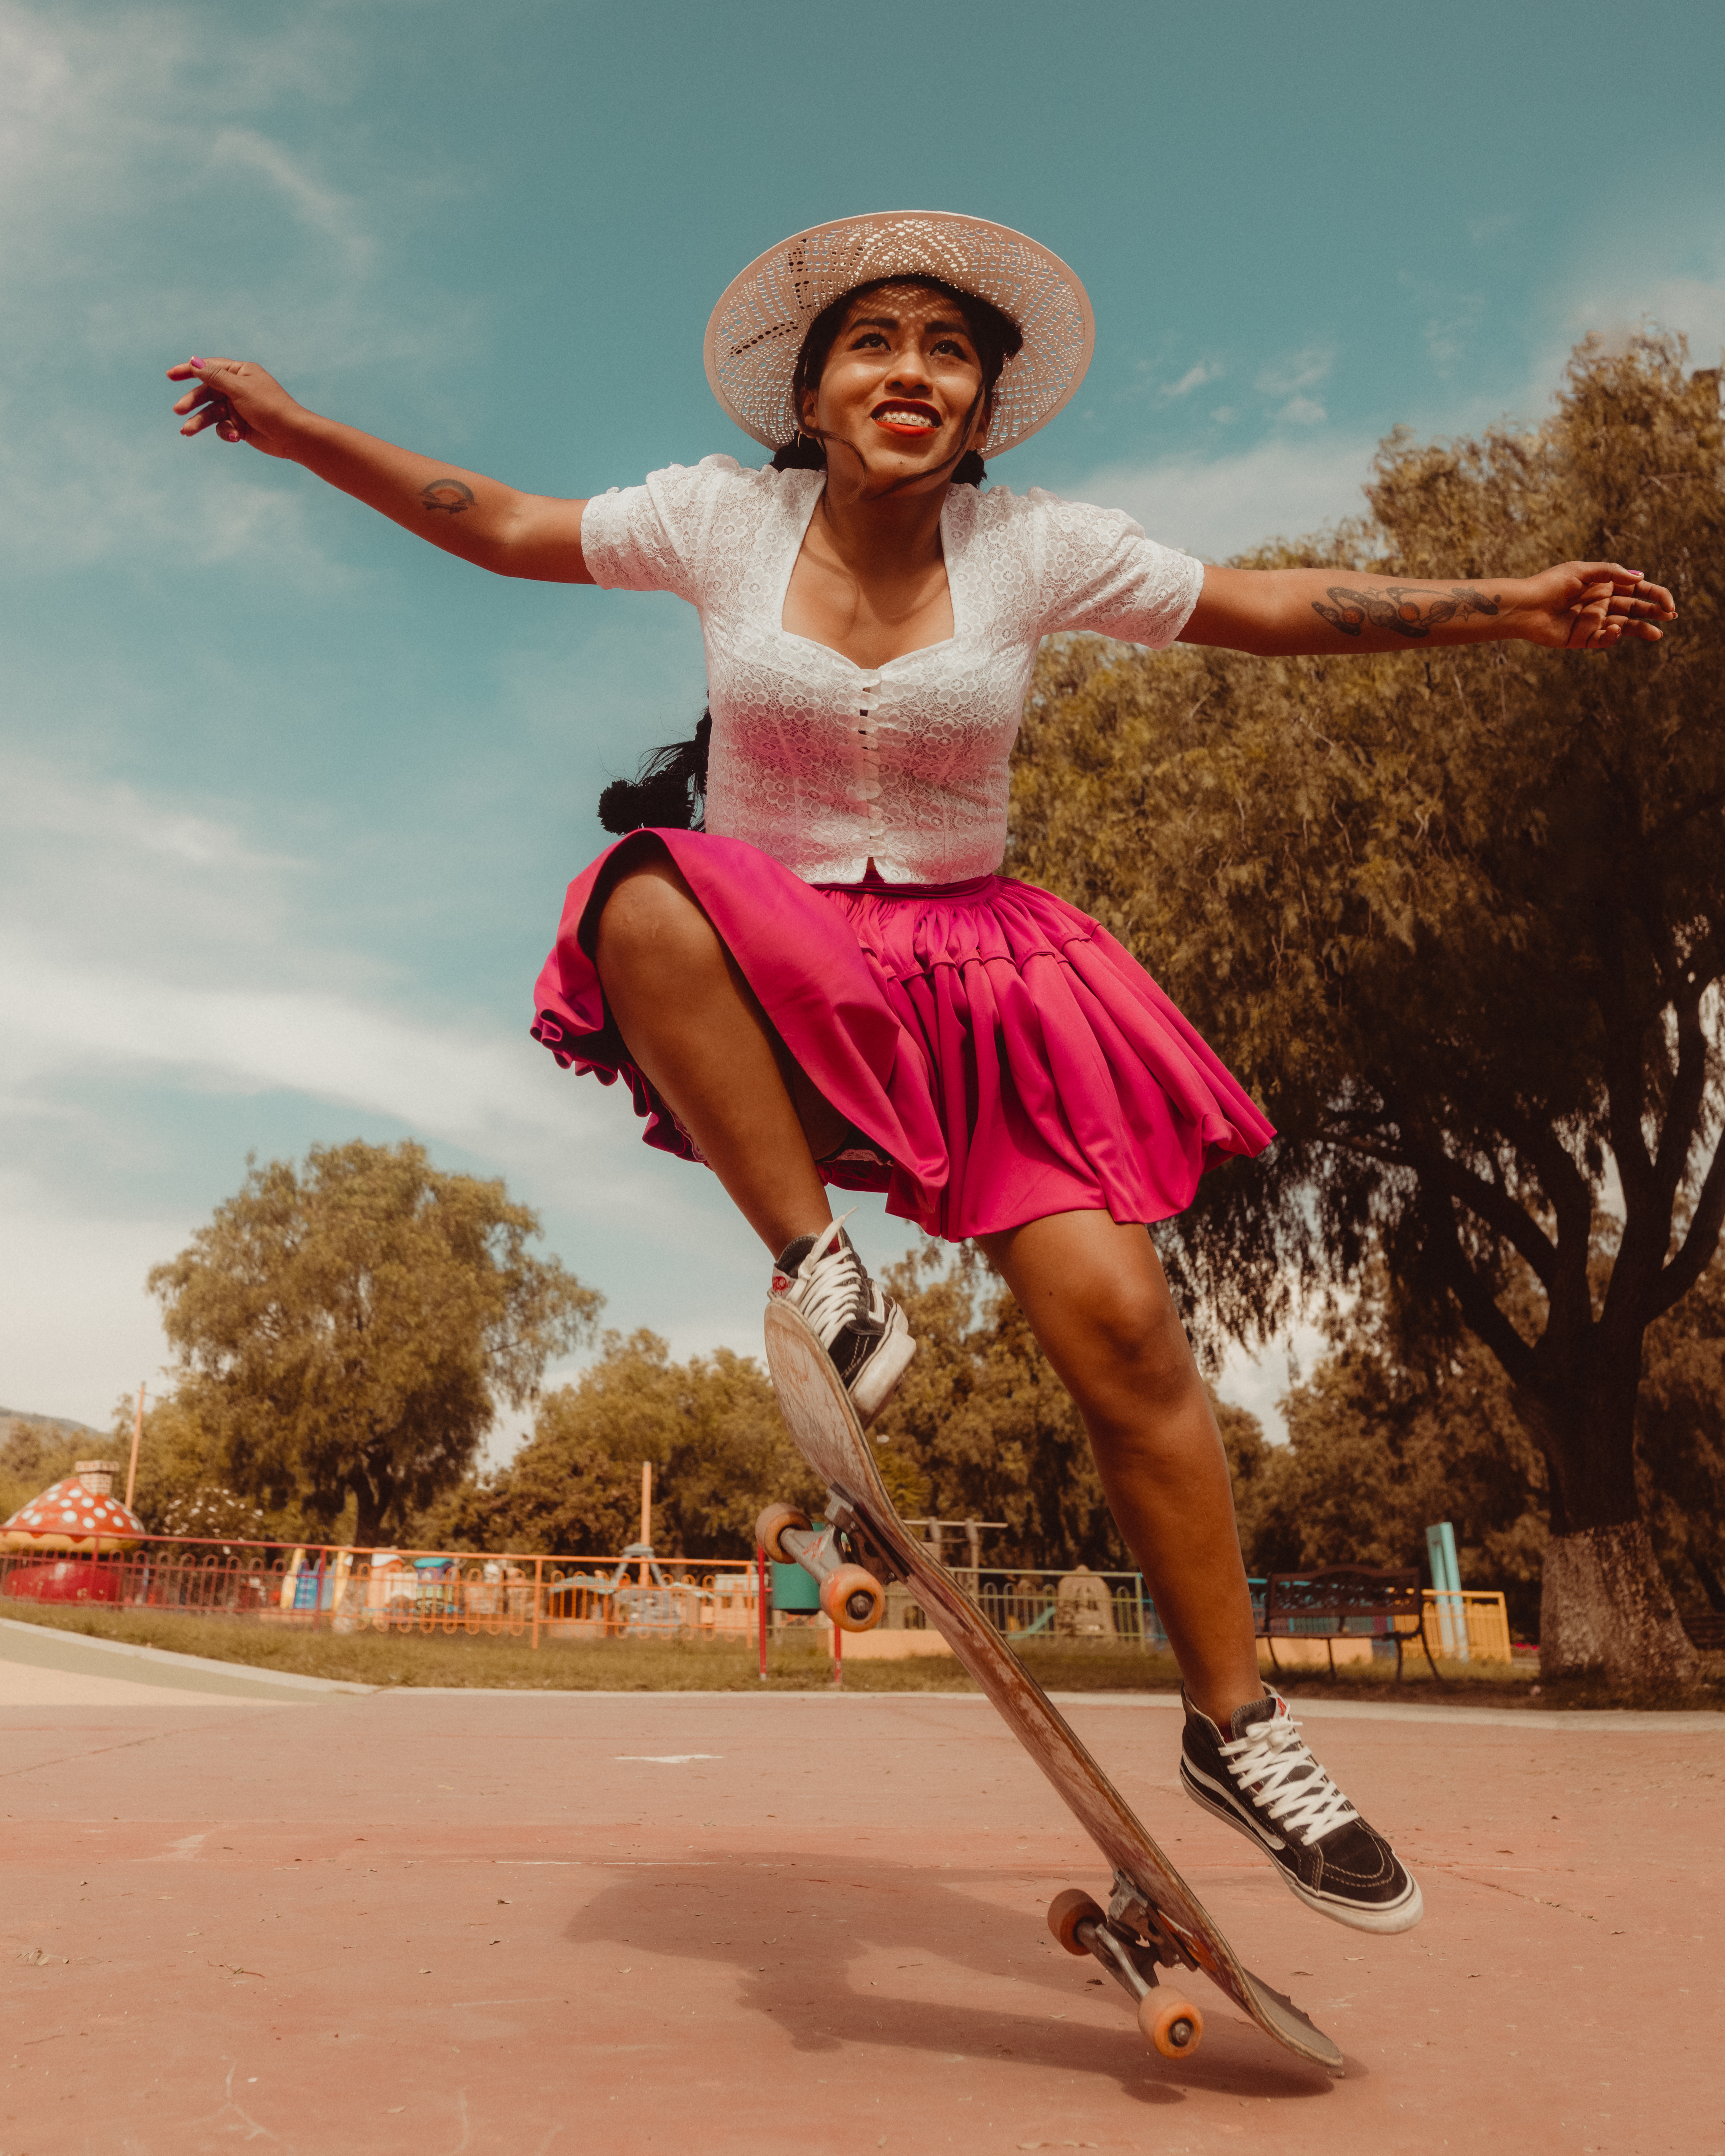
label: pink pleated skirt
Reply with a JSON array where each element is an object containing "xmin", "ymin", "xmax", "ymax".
[{"xmin": 529, "ymin": 830, "xmax": 1273, "ymax": 1243}]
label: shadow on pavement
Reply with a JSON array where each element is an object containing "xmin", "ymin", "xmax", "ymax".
[{"xmin": 566, "ymin": 1850, "xmax": 1344, "ymax": 2106}]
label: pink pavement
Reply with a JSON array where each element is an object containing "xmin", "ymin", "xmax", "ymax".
[{"xmin": 3, "ymin": 1668, "xmax": 1720, "ymax": 2155}]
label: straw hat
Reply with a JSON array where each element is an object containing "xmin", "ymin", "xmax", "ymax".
[{"xmin": 704, "ymin": 210, "xmax": 1096, "ymax": 458}]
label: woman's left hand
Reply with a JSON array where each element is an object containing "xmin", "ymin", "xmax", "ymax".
[{"xmin": 1510, "ymin": 561, "xmax": 1677, "ymax": 650}]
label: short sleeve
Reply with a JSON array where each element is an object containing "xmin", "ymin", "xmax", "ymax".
[
  {"xmin": 578, "ymin": 455, "xmax": 754, "ymax": 604},
  {"xmin": 1031, "ymin": 495, "xmax": 1205, "ymax": 648}
]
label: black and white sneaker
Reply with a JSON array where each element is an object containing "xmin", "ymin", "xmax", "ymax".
[
  {"xmin": 771, "ymin": 1215, "xmax": 916, "ymax": 1426},
  {"xmin": 1180, "ymin": 1690, "xmax": 1423, "ymax": 1934}
]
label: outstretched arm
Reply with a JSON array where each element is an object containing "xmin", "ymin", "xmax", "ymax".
[
  {"xmin": 167, "ymin": 357, "xmax": 594, "ymax": 584},
  {"xmin": 1180, "ymin": 561, "xmax": 1676, "ymax": 656}
]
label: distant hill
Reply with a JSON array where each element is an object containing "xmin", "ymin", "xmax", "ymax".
[
  {"xmin": 0, "ymin": 1408, "xmax": 106, "ymax": 1444},
  {"xmin": 0, "ymin": 1411, "xmax": 110, "ymax": 1520}
]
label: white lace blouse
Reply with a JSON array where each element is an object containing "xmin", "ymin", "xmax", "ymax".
[{"xmin": 580, "ymin": 456, "xmax": 1204, "ymax": 885}]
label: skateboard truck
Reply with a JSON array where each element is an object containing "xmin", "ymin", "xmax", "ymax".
[
  {"xmin": 1048, "ymin": 1874, "xmax": 1206, "ymax": 2060},
  {"xmin": 755, "ymin": 1501, "xmax": 888, "ymax": 1632}
]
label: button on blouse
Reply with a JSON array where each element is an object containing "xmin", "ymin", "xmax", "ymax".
[{"xmin": 579, "ymin": 457, "xmax": 1205, "ymax": 885}]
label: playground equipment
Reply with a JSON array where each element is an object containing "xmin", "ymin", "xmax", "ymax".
[{"xmin": 2, "ymin": 1460, "xmax": 145, "ymax": 1600}]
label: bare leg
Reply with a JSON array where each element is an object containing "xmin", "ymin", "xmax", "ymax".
[
  {"xmin": 592, "ymin": 849, "xmax": 847, "ymax": 1254},
  {"xmin": 975, "ymin": 1210, "xmax": 1264, "ymax": 1728}
]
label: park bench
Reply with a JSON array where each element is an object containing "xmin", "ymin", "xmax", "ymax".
[{"xmin": 1254, "ymin": 1565, "xmax": 1441, "ymax": 1682}]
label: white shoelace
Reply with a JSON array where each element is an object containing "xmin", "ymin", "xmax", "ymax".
[
  {"xmin": 1219, "ymin": 1709, "xmax": 1360, "ymax": 1847},
  {"xmin": 787, "ymin": 1214, "xmax": 870, "ymax": 1347}
]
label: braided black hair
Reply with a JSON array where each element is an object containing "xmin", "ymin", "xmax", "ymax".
[{"xmin": 597, "ymin": 710, "xmax": 711, "ymax": 834}]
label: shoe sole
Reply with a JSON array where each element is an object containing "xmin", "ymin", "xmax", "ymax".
[{"xmin": 1180, "ymin": 1761, "xmax": 1425, "ymax": 1935}]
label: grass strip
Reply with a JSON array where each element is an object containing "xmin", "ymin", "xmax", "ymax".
[{"xmin": 3, "ymin": 1597, "xmax": 1716, "ymax": 1707}]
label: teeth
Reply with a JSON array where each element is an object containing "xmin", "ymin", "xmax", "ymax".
[{"xmin": 879, "ymin": 409, "xmax": 935, "ymax": 427}]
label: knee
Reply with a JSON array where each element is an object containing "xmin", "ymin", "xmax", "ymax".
[
  {"xmin": 1086, "ymin": 1275, "xmax": 1183, "ymax": 1373},
  {"xmin": 1070, "ymin": 1277, "xmax": 1200, "ymax": 1426},
  {"xmin": 593, "ymin": 860, "xmax": 711, "ymax": 976}
]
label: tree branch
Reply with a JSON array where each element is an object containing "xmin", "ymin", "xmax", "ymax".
[
  {"xmin": 1610, "ymin": 973, "xmax": 1715, "ymax": 1326},
  {"xmin": 1649, "ymin": 1130, "xmax": 1725, "ymax": 1320},
  {"xmin": 1423, "ymin": 1195, "xmax": 1540, "ymax": 1388},
  {"xmin": 1427, "ymin": 1143, "xmax": 1560, "ymax": 1292},
  {"xmin": 1600, "ymin": 921, "xmax": 1656, "ymax": 1216},
  {"xmin": 1499, "ymin": 1108, "xmax": 1595, "ymax": 1252}
]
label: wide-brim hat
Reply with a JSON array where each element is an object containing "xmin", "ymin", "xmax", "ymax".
[{"xmin": 704, "ymin": 210, "xmax": 1096, "ymax": 459}]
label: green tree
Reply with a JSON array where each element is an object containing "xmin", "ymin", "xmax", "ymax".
[
  {"xmin": 871, "ymin": 1246, "xmax": 1118, "ymax": 1568},
  {"xmin": 148, "ymin": 1140, "xmax": 600, "ymax": 1546},
  {"xmin": 0, "ymin": 1419, "xmax": 83, "ymax": 1524},
  {"xmin": 108, "ymin": 1390, "xmax": 308, "ymax": 1545},
  {"xmin": 421, "ymin": 1328, "xmax": 832, "ymax": 1558},
  {"xmin": 871, "ymin": 1246, "xmax": 1258, "ymax": 1573},
  {"xmin": 1250, "ymin": 1294, "xmax": 1551, "ymax": 1639},
  {"xmin": 1010, "ymin": 337, "xmax": 1723, "ymax": 1685}
]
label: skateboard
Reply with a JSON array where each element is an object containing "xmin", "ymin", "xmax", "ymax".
[{"xmin": 758, "ymin": 1298, "xmax": 1345, "ymax": 2075}]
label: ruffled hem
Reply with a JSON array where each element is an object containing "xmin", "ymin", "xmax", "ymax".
[{"xmin": 530, "ymin": 830, "xmax": 1273, "ymax": 1241}]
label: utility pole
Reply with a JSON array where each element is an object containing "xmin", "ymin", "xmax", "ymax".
[
  {"xmin": 125, "ymin": 1382, "xmax": 145, "ymax": 1512},
  {"xmin": 640, "ymin": 1461, "xmax": 652, "ymax": 1584}
]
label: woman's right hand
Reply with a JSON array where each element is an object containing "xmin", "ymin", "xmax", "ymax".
[
  {"xmin": 164, "ymin": 356, "xmax": 593, "ymax": 581},
  {"xmin": 167, "ymin": 357, "xmax": 305, "ymax": 460}
]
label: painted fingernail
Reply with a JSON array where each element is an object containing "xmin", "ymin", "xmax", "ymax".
[{"xmin": 189, "ymin": 355, "xmax": 207, "ymax": 368}]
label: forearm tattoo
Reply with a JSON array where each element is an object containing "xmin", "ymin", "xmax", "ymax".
[
  {"xmin": 420, "ymin": 477, "xmax": 476, "ymax": 515},
  {"xmin": 1311, "ymin": 582, "xmax": 1501, "ymax": 639}
]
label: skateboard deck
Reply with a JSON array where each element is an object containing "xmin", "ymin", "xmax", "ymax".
[{"xmin": 763, "ymin": 1298, "xmax": 1344, "ymax": 2075}]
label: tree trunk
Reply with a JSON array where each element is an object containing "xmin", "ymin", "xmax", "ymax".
[
  {"xmin": 1690, "ymin": 1549, "xmax": 1725, "ymax": 1615},
  {"xmin": 1511, "ymin": 1334, "xmax": 1701, "ymax": 1687},
  {"xmin": 352, "ymin": 1475, "xmax": 383, "ymax": 1550},
  {"xmin": 1539, "ymin": 1521, "xmax": 1700, "ymax": 1687}
]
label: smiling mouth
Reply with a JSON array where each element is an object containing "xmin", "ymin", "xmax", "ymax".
[{"xmin": 872, "ymin": 402, "xmax": 941, "ymax": 434}]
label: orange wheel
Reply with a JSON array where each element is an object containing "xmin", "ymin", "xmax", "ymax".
[
  {"xmin": 820, "ymin": 1563, "xmax": 885, "ymax": 1632},
  {"xmin": 1138, "ymin": 1989, "xmax": 1203, "ymax": 2059},
  {"xmin": 1047, "ymin": 1888, "xmax": 1103, "ymax": 1956},
  {"xmin": 754, "ymin": 1502, "xmax": 811, "ymax": 1564}
]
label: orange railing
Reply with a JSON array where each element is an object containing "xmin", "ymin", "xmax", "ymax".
[{"xmin": 0, "ymin": 1535, "xmax": 760, "ymax": 1649}]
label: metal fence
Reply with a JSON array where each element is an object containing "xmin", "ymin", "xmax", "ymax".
[
  {"xmin": 0, "ymin": 1535, "xmax": 759, "ymax": 1648},
  {"xmin": 873, "ymin": 1566, "xmax": 1171, "ymax": 1648},
  {"xmin": 0, "ymin": 1536, "xmax": 1516, "ymax": 1662}
]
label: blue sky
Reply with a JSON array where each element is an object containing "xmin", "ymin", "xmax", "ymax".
[{"xmin": 5, "ymin": 0, "xmax": 1725, "ymax": 1447}]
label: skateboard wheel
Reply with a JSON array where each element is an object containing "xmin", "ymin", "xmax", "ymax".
[
  {"xmin": 755, "ymin": 1502, "xmax": 811, "ymax": 1564},
  {"xmin": 1138, "ymin": 1989, "xmax": 1203, "ymax": 2059},
  {"xmin": 820, "ymin": 1563, "xmax": 885, "ymax": 1632},
  {"xmin": 1047, "ymin": 1888, "xmax": 1103, "ymax": 1956}
]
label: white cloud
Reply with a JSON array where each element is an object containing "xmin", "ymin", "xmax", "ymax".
[
  {"xmin": 1275, "ymin": 395, "xmax": 1327, "ymax": 427},
  {"xmin": 0, "ymin": 5, "xmax": 344, "ymax": 278},
  {"xmin": 0, "ymin": 1171, "xmax": 177, "ymax": 1429},
  {"xmin": 0, "ymin": 3, "xmax": 479, "ymax": 579},
  {"xmin": 0, "ymin": 409, "xmax": 339, "ymax": 579},
  {"xmin": 1521, "ymin": 219, "xmax": 1725, "ymax": 419},
  {"xmin": 0, "ymin": 744, "xmax": 767, "ymax": 1422},
  {"xmin": 1255, "ymin": 344, "xmax": 1334, "ymax": 399},
  {"xmin": 1400, "ymin": 274, "xmax": 1486, "ymax": 379},
  {"xmin": 1160, "ymin": 360, "xmax": 1224, "ymax": 400},
  {"xmin": 0, "ymin": 752, "xmax": 677, "ymax": 1221},
  {"xmin": 1073, "ymin": 432, "xmax": 1379, "ymax": 559},
  {"xmin": 210, "ymin": 126, "xmax": 373, "ymax": 269},
  {"xmin": 1564, "ymin": 270, "xmax": 1725, "ymax": 363}
]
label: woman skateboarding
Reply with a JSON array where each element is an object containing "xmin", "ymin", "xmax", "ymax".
[{"xmin": 168, "ymin": 211, "xmax": 1673, "ymax": 1936}]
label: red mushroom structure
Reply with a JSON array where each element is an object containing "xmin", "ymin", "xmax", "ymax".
[{"xmin": 2, "ymin": 1459, "xmax": 144, "ymax": 1604}]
